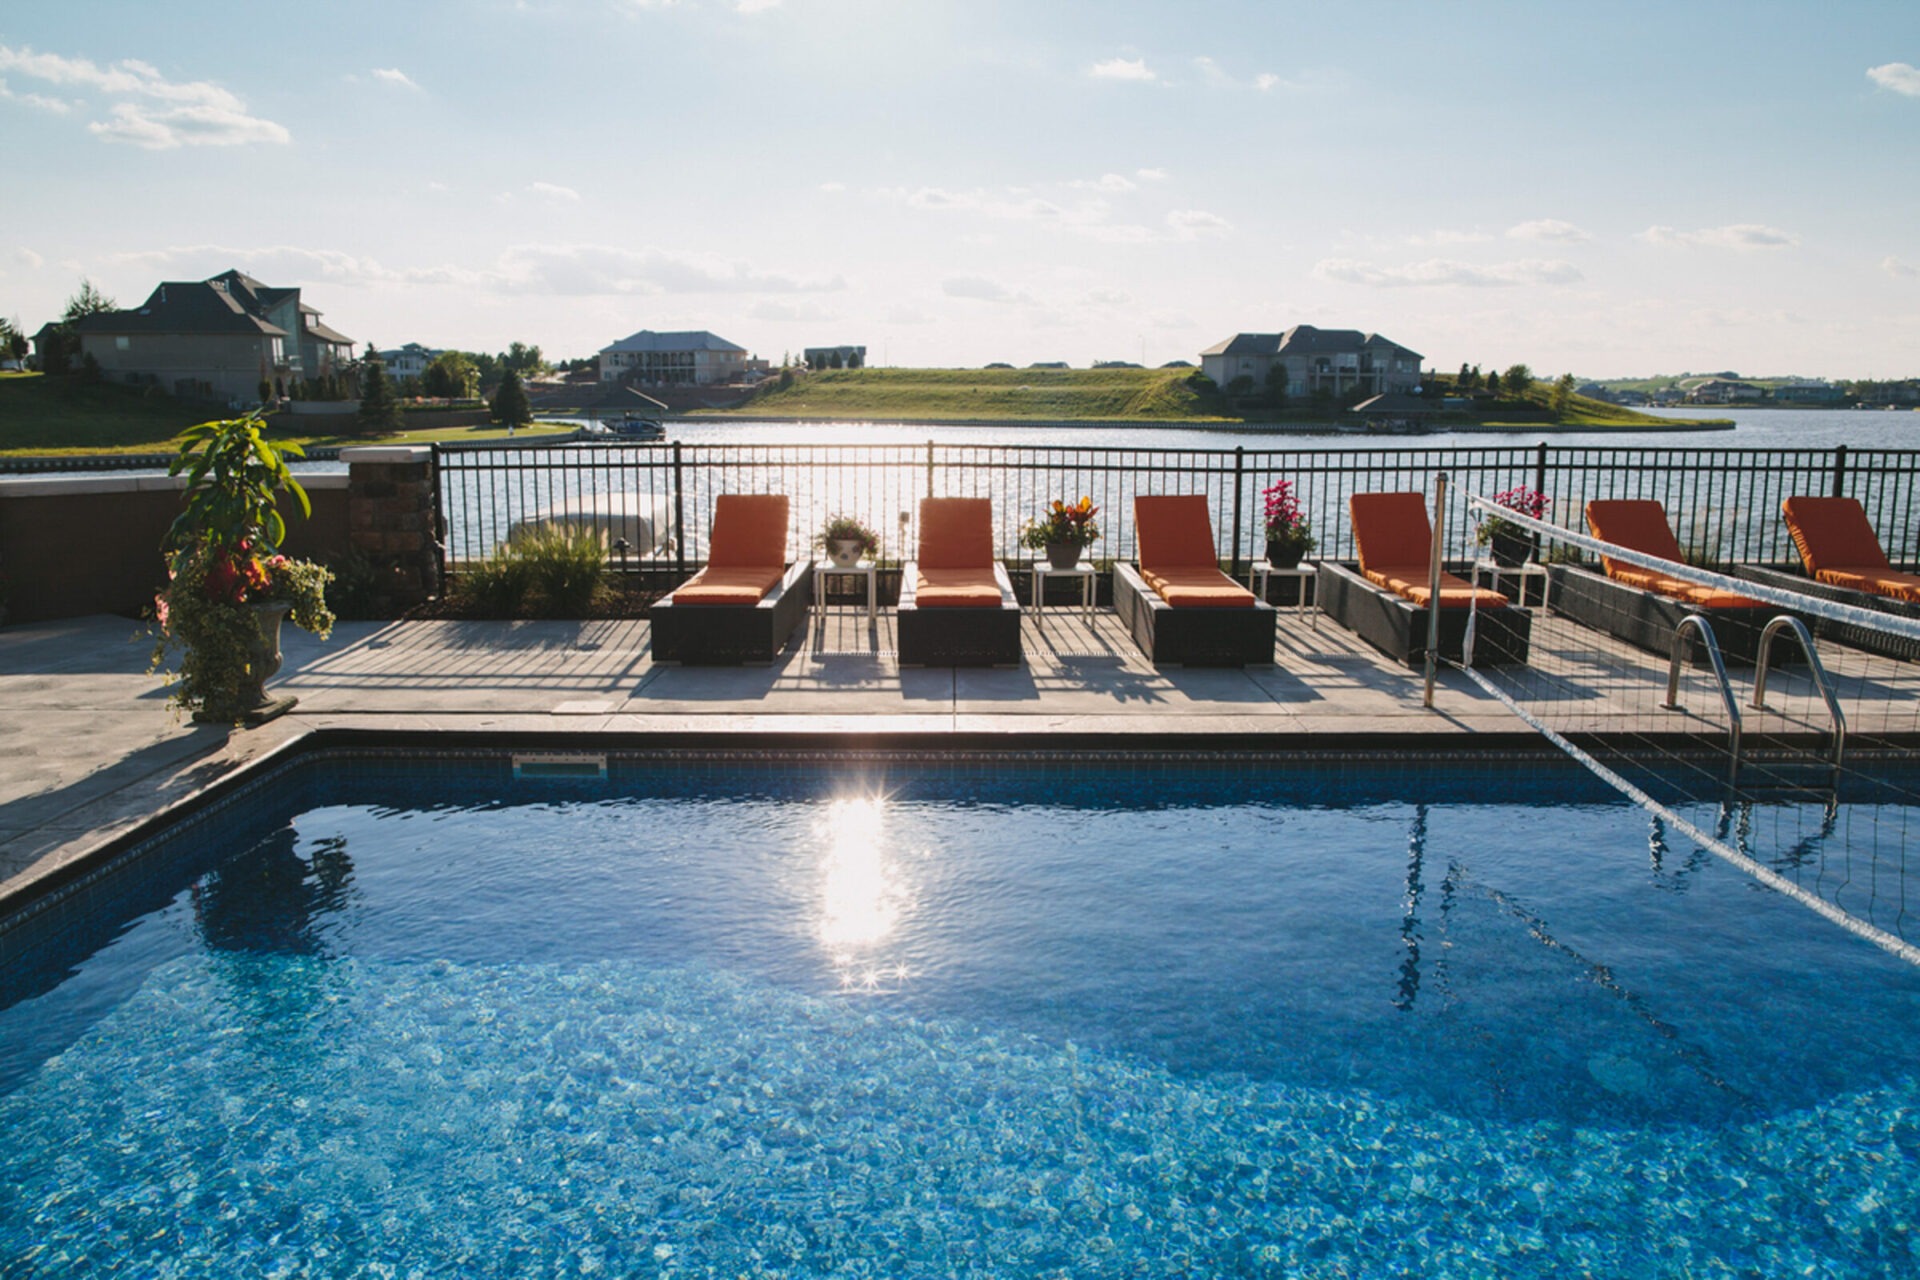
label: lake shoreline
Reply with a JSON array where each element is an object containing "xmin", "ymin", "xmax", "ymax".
[{"xmin": 669, "ymin": 413, "xmax": 1735, "ymax": 435}]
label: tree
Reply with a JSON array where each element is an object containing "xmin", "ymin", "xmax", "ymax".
[
  {"xmin": 63, "ymin": 278, "xmax": 117, "ymax": 321},
  {"xmin": 1485, "ymin": 369, "xmax": 1502, "ymax": 397},
  {"xmin": 470, "ymin": 350, "xmax": 503, "ymax": 390},
  {"xmin": 1263, "ymin": 362, "xmax": 1290, "ymax": 406},
  {"xmin": 1551, "ymin": 372, "xmax": 1577, "ymax": 418},
  {"xmin": 0, "ymin": 316, "xmax": 26, "ymax": 365},
  {"xmin": 503, "ymin": 341, "xmax": 547, "ymax": 378},
  {"xmin": 491, "ymin": 368, "xmax": 532, "ymax": 427},
  {"xmin": 1503, "ymin": 364, "xmax": 1534, "ymax": 396},
  {"xmin": 423, "ymin": 350, "xmax": 479, "ymax": 400},
  {"xmin": 847, "ymin": 350, "xmax": 863, "ymax": 369},
  {"xmin": 356, "ymin": 347, "xmax": 404, "ymax": 433}
]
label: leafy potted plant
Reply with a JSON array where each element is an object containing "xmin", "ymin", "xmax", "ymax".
[
  {"xmin": 150, "ymin": 413, "xmax": 335, "ymax": 724},
  {"xmin": 816, "ymin": 514, "xmax": 880, "ymax": 568},
  {"xmin": 1019, "ymin": 496, "xmax": 1100, "ymax": 569},
  {"xmin": 1477, "ymin": 486, "xmax": 1550, "ymax": 567},
  {"xmin": 1260, "ymin": 479, "xmax": 1317, "ymax": 567}
]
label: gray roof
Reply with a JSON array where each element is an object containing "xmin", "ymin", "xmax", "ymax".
[
  {"xmin": 73, "ymin": 281, "xmax": 287, "ymax": 338},
  {"xmin": 1202, "ymin": 324, "xmax": 1423, "ymax": 361},
  {"xmin": 600, "ymin": 329, "xmax": 746, "ymax": 355},
  {"xmin": 70, "ymin": 268, "xmax": 354, "ymax": 346}
]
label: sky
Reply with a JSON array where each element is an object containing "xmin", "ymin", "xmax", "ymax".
[{"xmin": 3, "ymin": 0, "xmax": 1919, "ymax": 379}]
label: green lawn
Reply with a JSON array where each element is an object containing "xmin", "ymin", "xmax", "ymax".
[
  {"xmin": 0, "ymin": 374, "xmax": 572, "ymax": 456},
  {"xmin": 704, "ymin": 366, "xmax": 1239, "ymax": 421}
]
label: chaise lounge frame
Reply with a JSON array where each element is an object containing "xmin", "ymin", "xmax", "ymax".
[
  {"xmin": 896, "ymin": 497, "xmax": 1023, "ymax": 667},
  {"xmin": 1111, "ymin": 563, "xmax": 1276, "ymax": 666},
  {"xmin": 648, "ymin": 494, "xmax": 813, "ymax": 665},
  {"xmin": 1316, "ymin": 560, "xmax": 1532, "ymax": 668}
]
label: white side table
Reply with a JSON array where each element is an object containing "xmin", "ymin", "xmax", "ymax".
[
  {"xmin": 1249, "ymin": 560, "xmax": 1319, "ymax": 615},
  {"xmin": 1471, "ymin": 558, "xmax": 1549, "ymax": 608},
  {"xmin": 813, "ymin": 560, "xmax": 877, "ymax": 621},
  {"xmin": 1031, "ymin": 560, "xmax": 1096, "ymax": 616}
]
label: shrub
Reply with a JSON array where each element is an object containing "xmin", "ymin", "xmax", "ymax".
[
  {"xmin": 520, "ymin": 524, "xmax": 610, "ymax": 616},
  {"xmin": 455, "ymin": 546, "xmax": 537, "ymax": 617}
]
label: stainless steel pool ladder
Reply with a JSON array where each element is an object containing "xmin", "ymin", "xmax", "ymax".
[
  {"xmin": 1750, "ymin": 615, "xmax": 1847, "ymax": 769},
  {"xmin": 1662, "ymin": 613, "xmax": 1847, "ymax": 786},
  {"xmin": 1663, "ymin": 615, "xmax": 1743, "ymax": 785}
]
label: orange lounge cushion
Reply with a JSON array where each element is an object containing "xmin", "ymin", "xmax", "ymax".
[
  {"xmin": 1135, "ymin": 495, "xmax": 1223, "ymax": 570},
  {"xmin": 1782, "ymin": 496, "xmax": 1891, "ymax": 575},
  {"xmin": 707, "ymin": 494, "xmax": 789, "ymax": 567},
  {"xmin": 918, "ymin": 497, "xmax": 995, "ymax": 570},
  {"xmin": 1817, "ymin": 567, "xmax": 1920, "ymax": 604},
  {"xmin": 1350, "ymin": 492, "xmax": 1433, "ymax": 575},
  {"xmin": 1143, "ymin": 566, "xmax": 1256, "ymax": 608},
  {"xmin": 1364, "ymin": 565, "xmax": 1508, "ymax": 609},
  {"xmin": 670, "ymin": 565, "xmax": 785, "ymax": 605},
  {"xmin": 1586, "ymin": 499, "xmax": 1685, "ymax": 580},
  {"xmin": 914, "ymin": 567, "xmax": 1003, "ymax": 607},
  {"xmin": 1606, "ymin": 566, "xmax": 1762, "ymax": 608}
]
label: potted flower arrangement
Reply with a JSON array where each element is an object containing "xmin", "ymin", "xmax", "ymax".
[
  {"xmin": 816, "ymin": 513, "xmax": 880, "ymax": 567},
  {"xmin": 1019, "ymin": 496, "xmax": 1100, "ymax": 569},
  {"xmin": 1476, "ymin": 486, "xmax": 1550, "ymax": 567},
  {"xmin": 1260, "ymin": 479, "xmax": 1317, "ymax": 567},
  {"xmin": 150, "ymin": 413, "xmax": 335, "ymax": 724}
]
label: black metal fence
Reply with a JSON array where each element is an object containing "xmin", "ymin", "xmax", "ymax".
[{"xmin": 432, "ymin": 441, "xmax": 1920, "ymax": 581}]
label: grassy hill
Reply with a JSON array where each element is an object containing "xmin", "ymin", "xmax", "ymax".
[
  {"xmin": 0, "ymin": 373, "xmax": 572, "ymax": 456},
  {"xmin": 710, "ymin": 366, "xmax": 1237, "ymax": 421}
]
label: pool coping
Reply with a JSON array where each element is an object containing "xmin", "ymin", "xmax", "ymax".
[{"xmin": 2, "ymin": 722, "xmax": 1890, "ymax": 932}]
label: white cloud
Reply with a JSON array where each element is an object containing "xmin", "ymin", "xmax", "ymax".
[
  {"xmin": 1867, "ymin": 62, "xmax": 1920, "ymax": 96},
  {"xmin": 0, "ymin": 43, "xmax": 288, "ymax": 147},
  {"xmin": 1313, "ymin": 257, "xmax": 1584, "ymax": 288},
  {"xmin": 1193, "ymin": 58, "xmax": 1286, "ymax": 91},
  {"xmin": 943, "ymin": 276, "xmax": 1033, "ymax": 305},
  {"xmin": 529, "ymin": 181, "xmax": 582, "ymax": 202},
  {"xmin": 1193, "ymin": 56, "xmax": 1233, "ymax": 86},
  {"xmin": 1084, "ymin": 287, "xmax": 1133, "ymax": 307},
  {"xmin": 102, "ymin": 242, "xmax": 844, "ymax": 297},
  {"xmin": 749, "ymin": 298, "xmax": 834, "ymax": 322},
  {"xmin": 1166, "ymin": 209, "xmax": 1230, "ymax": 240},
  {"xmin": 1072, "ymin": 173, "xmax": 1137, "ymax": 193},
  {"xmin": 14, "ymin": 248, "xmax": 44, "ymax": 269},
  {"xmin": 1640, "ymin": 223, "xmax": 1799, "ymax": 250},
  {"xmin": 1883, "ymin": 256, "xmax": 1919, "ymax": 278},
  {"xmin": 1408, "ymin": 229, "xmax": 1494, "ymax": 247},
  {"xmin": 0, "ymin": 79, "xmax": 74, "ymax": 113},
  {"xmin": 1254, "ymin": 73, "xmax": 1280, "ymax": 92},
  {"xmin": 1089, "ymin": 57, "xmax": 1156, "ymax": 83},
  {"xmin": 1135, "ymin": 167, "xmax": 1169, "ymax": 182},
  {"xmin": 736, "ymin": 0, "xmax": 782, "ymax": 11},
  {"xmin": 818, "ymin": 181, "xmax": 845, "ymax": 192},
  {"xmin": 372, "ymin": 67, "xmax": 423, "ymax": 92},
  {"xmin": 1508, "ymin": 218, "xmax": 1591, "ymax": 244}
]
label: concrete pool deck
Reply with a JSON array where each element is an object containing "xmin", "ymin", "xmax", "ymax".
[{"xmin": 1, "ymin": 606, "xmax": 1895, "ymax": 909}]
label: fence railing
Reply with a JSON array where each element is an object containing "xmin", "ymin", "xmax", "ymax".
[{"xmin": 432, "ymin": 441, "xmax": 1920, "ymax": 581}]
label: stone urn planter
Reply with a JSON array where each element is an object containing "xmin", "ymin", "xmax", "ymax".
[{"xmin": 828, "ymin": 537, "xmax": 867, "ymax": 568}]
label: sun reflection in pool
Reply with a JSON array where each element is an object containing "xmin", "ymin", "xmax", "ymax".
[{"xmin": 816, "ymin": 796, "xmax": 908, "ymax": 988}]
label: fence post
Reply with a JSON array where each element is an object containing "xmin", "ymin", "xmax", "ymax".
[
  {"xmin": 671, "ymin": 441, "xmax": 686, "ymax": 582},
  {"xmin": 1423, "ymin": 471, "xmax": 1448, "ymax": 709},
  {"xmin": 1832, "ymin": 444, "xmax": 1848, "ymax": 499},
  {"xmin": 429, "ymin": 443, "xmax": 447, "ymax": 592},
  {"xmin": 1230, "ymin": 445, "xmax": 1246, "ymax": 579},
  {"xmin": 1533, "ymin": 440, "xmax": 1548, "ymax": 506},
  {"xmin": 926, "ymin": 440, "xmax": 935, "ymax": 499}
]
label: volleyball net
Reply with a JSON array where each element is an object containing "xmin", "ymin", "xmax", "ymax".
[{"xmin": 1443, "ymin": 491, "xmax": 1920, "ymax": 962}]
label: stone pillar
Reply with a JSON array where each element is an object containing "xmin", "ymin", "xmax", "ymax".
[{"xmin": 342, "ymin": 445, "xmax": 441, "ymax": 613}]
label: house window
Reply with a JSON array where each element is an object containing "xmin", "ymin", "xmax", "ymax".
[{"xmin": 115, "ymin": 336, "xmax": 130, "ymax": 351}]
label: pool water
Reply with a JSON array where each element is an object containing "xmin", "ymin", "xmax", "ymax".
[{"xmin": 4, "ymin": 753, "xmax": 1919, "ymax": 1276}]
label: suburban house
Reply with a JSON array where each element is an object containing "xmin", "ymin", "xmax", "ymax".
[
  {"xmin": 72, "ymin": 269, "xmax": 354, "ymax": 404},
  {"xmin": 599, "ymin": 330, "xmax": 749, "ymax": 386},
  {"xmin": 1200, "ymin": 327, "xmax": 1423, "ymax": 399},
  {"xmin": 1684, "ymin": 378, "xmax": 1766, "ymax": 404},
  {"xmin": 1773, "ymin": 379, "xmax": 1846, "ymax": 406},
  {"xmin": 378, "ymin": 343, "xmax": 442, "ymax": 383},
  {"xmin": 803, "ymin": 345, "xmax": 866, "ymax": 370}
]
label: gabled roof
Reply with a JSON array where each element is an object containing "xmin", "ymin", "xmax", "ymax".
[
  {"xmin": 1202, "ymin": 325, "xmax": 1423, "ymax": 361},
  {"xmin": 73, "ymin": 281, "xmax": 288, "ymax": 338},
  {"xmin": 600, "ymin": 329, "xmax": 746, "ymax": 355},
  {"xmin": 68, "ymin": 268, "xmax": 354, "ymax": 345}
]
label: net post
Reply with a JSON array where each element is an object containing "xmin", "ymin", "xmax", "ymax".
[{"xmin": 1423, "ymin": 470, "xmax": 1448, "ymax": 708}]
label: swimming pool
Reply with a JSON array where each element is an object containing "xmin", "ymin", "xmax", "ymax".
[{"xmin": 3, "ymin": 749, "xmax": 1918, "ymax": 1276}]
